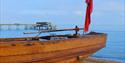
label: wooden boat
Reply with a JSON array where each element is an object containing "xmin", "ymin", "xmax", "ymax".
[
  {"xmin": 0, "ymin": 30, "xmax": 107, "ymax": 63},
  {"xmin": 0, "ymin": 0, "xmax": 107, "ymax": 63}
]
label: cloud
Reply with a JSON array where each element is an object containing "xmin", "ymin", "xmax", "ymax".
[
  {"xmin": 73, "ymin": 10, "xmax": 84, "ymax": 16},
  {"xmin": 95, "ymin": 0, "xmax": 124, "ymax": 12},
  {"xmin": 20, "ymin": 10, "xmax": 65, "ymax": 16},
  {"xmin": 92, "ymin": 0, "xmax": 125, "ymax": 18},
  {"xmin": 19, "ymin": 10, "xmax": 85, "ymax": 17}
]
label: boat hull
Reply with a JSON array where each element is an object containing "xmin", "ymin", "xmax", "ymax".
[{"xmin": 0, "ymin": 33, "xmax": 107, "ymax": 63}]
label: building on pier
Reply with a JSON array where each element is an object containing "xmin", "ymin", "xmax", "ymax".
[{"xmin": 0, "ymin": 22, "xmax": 56, "ymax": 30}]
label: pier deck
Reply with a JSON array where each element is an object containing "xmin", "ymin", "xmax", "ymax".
[{"xmin": 0, "ymin": 22, "xmax": 56, "ymax": 30}]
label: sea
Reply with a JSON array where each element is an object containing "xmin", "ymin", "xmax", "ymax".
[{"xmin": 0, "ymin": 25, "xmax": 125, "ymax": 62}]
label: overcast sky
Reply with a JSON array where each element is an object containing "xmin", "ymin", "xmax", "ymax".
[{"xmin": 0, "ymin": 0, "xmax": 125, "ymax": 26}]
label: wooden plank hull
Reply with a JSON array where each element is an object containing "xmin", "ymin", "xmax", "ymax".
[{"xmin": 0, "ymin": 33, "xmax": 107, "ymax": 63}]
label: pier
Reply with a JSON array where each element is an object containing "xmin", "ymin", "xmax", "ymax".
[{"xmin": 0, "ymin": 22, "xmax": 56, "ymax": 30}]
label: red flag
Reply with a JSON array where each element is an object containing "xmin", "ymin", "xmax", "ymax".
[{"xmin": 84, "ymin": 0, "xmax": 93, "ymax": 32}]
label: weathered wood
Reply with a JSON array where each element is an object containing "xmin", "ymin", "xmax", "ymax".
[{"xmin": 0, "ymin": 33, "xmax": 107, "ymax": 63}]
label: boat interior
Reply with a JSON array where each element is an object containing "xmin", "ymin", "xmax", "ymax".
[
  {"xmin": 0, "ymin": 34, "xmax": 78, "ymax": 42},
  {"xmin": 0, "ymin": 32, "xmax": 104, "ymax": 42}
]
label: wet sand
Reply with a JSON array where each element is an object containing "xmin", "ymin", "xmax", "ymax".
[
  {"xmin": 54, "ymin": 57, "xmax": 121, "ymax": 63},
  {"xmin": 79, "ymin": 57, "xmax": 121, "ymax": 63}
]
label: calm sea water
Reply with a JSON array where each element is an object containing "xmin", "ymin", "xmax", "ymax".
[{"xmin": 0, "ymin": 25, "xmax": 125, "ymax": 62}]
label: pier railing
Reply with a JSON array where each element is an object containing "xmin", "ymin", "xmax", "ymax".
[{"xmin": 0, "ymin": 23, "xmax": 56, "ymax": 30}]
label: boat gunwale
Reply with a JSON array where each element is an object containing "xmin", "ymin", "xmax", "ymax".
[{"xmin": 0, "ymin": 33, "xmax": 106, "ymax": 44}]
